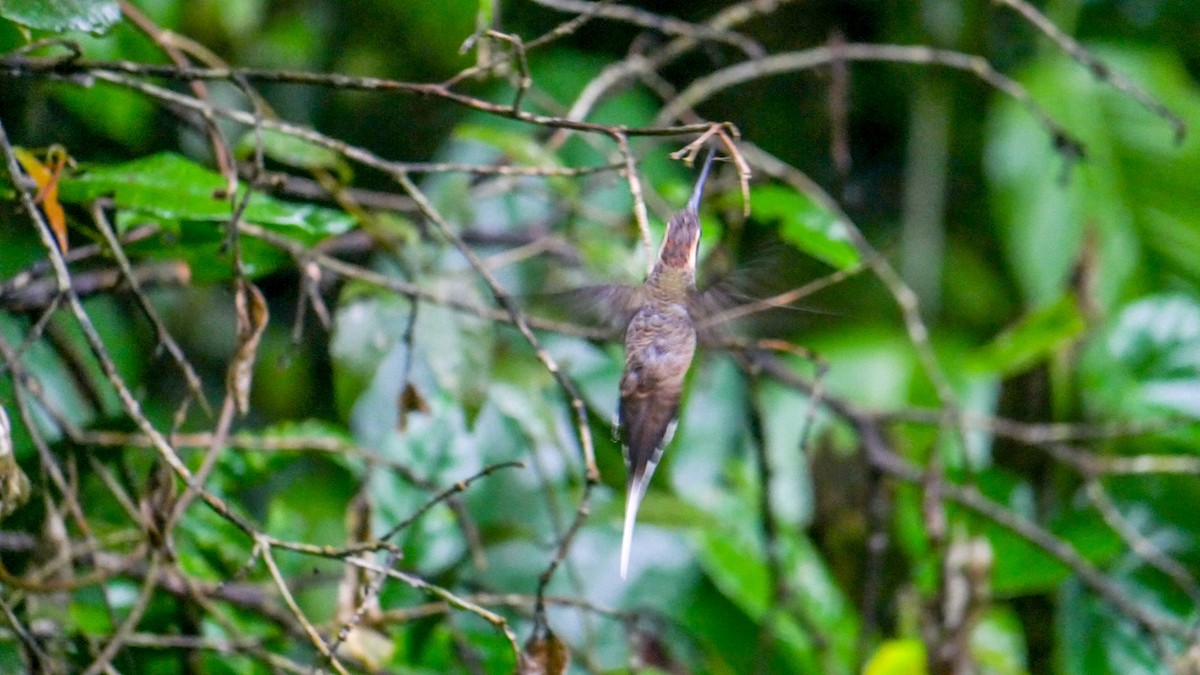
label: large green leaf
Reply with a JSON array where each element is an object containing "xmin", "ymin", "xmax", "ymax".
[
  {"xmin": 1056, "ymin": 575, "xmax": 1171, "ymax": 675},
  {"xmin": 1081, "ymin": 293, "xmax": 1200, "ymax": 420},
  {"xmin": 0, "ymin": 296, "xmax": 144, "ymax": 453},
  {"xmin": 739, "ymin": 185, "xmax": 860, "ymax": 271},
  {"xmin": 754, "ymin": 379, "xmax": 817, "ymax": 527},
  {"xmin": 696, "ymin": 524, "xmax": 858, "ymax": 672},
  {"xmin": 331, "ymin": 274, "xmax": 504, "ymax": 572},
  {"xmin": 58, "ymin": 153, "xmax": 356, "ymax": 238},
  {"xmin": 236, "ymin": 128, "xmax": 351, "ymax": 180},
  {"xmin": 969, "ymin": 293, "xmax": 1087, "ymax": 375},
  {"xmin": 958, "ymin": 468, "xmax": 1123, "ymax": 597},
  {"xmin": 42, "ymin": 153, "xmax": 358, "ymax": 280},
  {"xmin": 803, "ymin": 326, "xmax": 920, "ymax": 410},
  {"xmin": 986, "ymin": 47, "xmax": 1200, "ymax": 310},
  {"xmin": 695, "ymin": 528, "xmax": 820, "ymax": 672},
  {"xmin": 0, "ymin": 0, "xmax": 120, "ymax": 34},
  {"xmin": 669, "ymin": 358, "xmax": 748, "ymax": 513}
]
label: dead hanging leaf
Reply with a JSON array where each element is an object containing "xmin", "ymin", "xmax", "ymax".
[
  {"xmin": 14, "ymin": 145, "xmax": 71, "ymax": 252},
  {"xmin": 335, "ymin": 493, "xmax": 396, "ymax": 671},
  {"xmin": 226, "ymin": 280, "xmax": 269, "ymax": 415},
  {"xmin": 397, "ymin": 382, "xmax": 429, "ymax": 432},
  {"xmin": 337, "ymin": 492, "xmax": 377, "ymax": 623},
  {"xmin": 631, "ymin": 629, "xmax": 687, "ymax": 675},
  {"xmin": 342, "ymin": 626, "xmax": 396, "ymax": 672},
  {"xmin": 140, "ymin": 459, "xmax": 177, "ymax": 554},
  {"xmin": 0, "ymin": 406, "xmax": 31, "ymax": 520},
  {"xmin": 516, "ymin": 621, "xmax": 571, "ymax": 675}
]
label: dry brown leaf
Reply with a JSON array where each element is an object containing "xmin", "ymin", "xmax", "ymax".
[
  {"xmin": 0, "ymin": 406, "xmax": 31, "ymax": 520},
  {"xmin": 397, "ymin": 382, "xmax": 430, "ymax": 432},
  {"xmin": 516, "ymin": 622, "xmax": 571, "ymax": 675},
  {"xmin": 226, "ymin": 280, "xmax": 269, "ymax": 415}
]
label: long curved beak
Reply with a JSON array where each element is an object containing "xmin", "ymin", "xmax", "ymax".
[{"xmin": 687, "ymin": 147, "xmax": 717, "ymax": 213}]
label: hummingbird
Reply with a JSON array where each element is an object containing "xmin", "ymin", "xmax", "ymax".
[{"xmin": 618, "ymin": 149, "xmax": 716, "ymax": 578}]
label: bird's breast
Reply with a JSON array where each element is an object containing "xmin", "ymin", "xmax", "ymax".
[{"xmin": 623, "ymin": 303, "xmax": 696, "ymax": 377}]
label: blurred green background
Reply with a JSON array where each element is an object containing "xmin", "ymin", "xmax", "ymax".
[{"xmin": 2, "ymin": 0, "xmax": 1200, "ymax": 673}]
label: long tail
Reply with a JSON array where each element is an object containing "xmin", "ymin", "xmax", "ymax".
[{"xmin": 620, "ymin": 473, "xmax": 649, "ymax": 579}]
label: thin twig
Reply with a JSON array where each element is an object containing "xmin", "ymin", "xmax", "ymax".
[
  {"xmin": 393, "ymin": 171, "xmax": 600, "ymax": 480},
  {"xmin": 381, "ymin": 461, "xmax": 525, "ymax": 541},
  {"xmin": 994, "ymin": 0, "xmax": 1185, "ymax": 142},
  {"xmin": 0, "ymin": 57, "xmax": 716, "ymax": 137},
  {"xmin": 345, "ymin": 556, "xmax": 523, "ymax": 659},
  {"xmin": 81, "ymin": 553, "xmax": 163, "ymax": 675},
  {"xmin": 259, "ymin": 540, "xmax": 350, "ymax": 675},
  {"xmin": 657, "ymin": 43, "xmax": 1085, "ymax": 162},
  {"xmin": 530, "ymin": 0, "xmax": 765, "ymax": 57},
  {"xmin": 89, "ymin": 202, "xmax": 210, "ymax": 414},
  {"xmin": 614, "ymin": 132, "xmax": 655, "ymax": 275}
]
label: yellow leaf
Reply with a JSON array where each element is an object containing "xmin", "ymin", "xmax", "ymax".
[
  {"xmin": 15, "ymin": 145, "xmax": 70, "ymax": 251},
  {"xmin": 864, "ymin": 639, "xmax": 928, "ymax": 675}
]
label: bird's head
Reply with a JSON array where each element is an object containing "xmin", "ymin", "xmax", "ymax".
[{"xmin": 656, "ymin": 149, "xmax": 716, "ymax": 274}]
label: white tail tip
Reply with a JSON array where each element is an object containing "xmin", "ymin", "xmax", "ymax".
[{"xmin": 620, "ymin": 477, "xmax": 647, "ymax": 579}]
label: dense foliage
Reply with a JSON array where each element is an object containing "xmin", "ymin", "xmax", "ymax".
[{"xmin": 1, "ymin": 0, "xmax": 1199, "ymax": 673}]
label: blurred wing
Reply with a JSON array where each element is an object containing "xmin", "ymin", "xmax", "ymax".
[
  {"xmin": 688, "ymin": 284, "xmax": 740, "ymax": 347},
  {"xmin": 690, "ymin": 245, "xmax": 834, "ymax": 345},
  {"xmin": 542, "ymin": 284, "xmax": 644, "ymax": 336}
]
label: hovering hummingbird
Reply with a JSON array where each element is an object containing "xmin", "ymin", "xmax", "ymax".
[{"xmin": 618, "ymin": 149, "xmax": 716, "ymax": 578}]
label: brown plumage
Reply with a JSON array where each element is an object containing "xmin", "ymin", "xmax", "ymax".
[{"xmin": 618, "ymin": 149, "xmax": 715, "ymax": 578}]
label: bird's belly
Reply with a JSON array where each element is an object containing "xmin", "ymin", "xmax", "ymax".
[{"xmin": 623, "ymin": 308, "xmax": 696, "ymax": 380}]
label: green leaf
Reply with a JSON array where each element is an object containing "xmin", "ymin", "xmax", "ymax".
[
  {"xmin": 236, "ymin": 128, "xmax": 351, "ymax": 180},
  {"xmin": 969, "ymin": 468, "xmax": 1122, "ymax": 596},
  {"xmin": 971, "ymin": 607, "xmax": 1029, "ymax": 675},
  {"xmin": 0, "ymin": 301, "xmax": 137, "ymax": 445},
  {"xmin": 670, "ymin": 358, "xmax": 748, "ymax": 512},
  {"xmin": 331, "ymin": 278, "xmax": 500, "ymax": 571},
  {"xmin": 969, "ymin": 293, "xmax": 1087, "ymax": 375},
  {"xmin": 804, "ymin": 326, "xmax": 919, "ymax": 409},
  {"xmin": 474, "ymin": 0, "xmax": 494, "ymax": 29},
  {"xmin": 754, "ymin": 379, "xmax": 817, "ymax": 527},
  {"xmin": 986, "ymin": 47, "xmax": 1200, "ymax": 310},
  {"xmin": 667, "ymin": 575, "xmax": 774, "ymax": 674},
  {"xmin": 696, "ymin": 526, "xmax": 858, "ymax": 671},
  {"xmin": 1, "ymin": 0, "xmax": 121, "ymax": 34},
  {"xmin": 695, "ymin": 529, "xmax": 817, "ymax": 672},
  {"xmin": 68, "ymin": 586, "xmax": 117, "ymax": 634},
  {"xmin": 54, "ymin": 87, "xmax": 158, "ymax": 144},
  {"xmin": 132, "ymin": 220, "xmax": 291, "ymax": 282},
  {"xmin": 1082, "ymin": 293, "xmax": 1200, "ymax": 420},
  {"xmin": 57, "ymin": 153, "xmax": 356, "ymax": 238},
  {"xmin": 1056, "ymin": 576, "xmax": 1168, "ymax": 675},
  {"xmin": 740, "ymin": 185, "xmax": 859, "ymax": 270},
  {"xmin": 454, "ymin": 124, "xmax": 576, "ymax": 198}
]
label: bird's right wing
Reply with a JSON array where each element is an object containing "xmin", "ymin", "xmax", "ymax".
[{"xmin": 542, "ymin": 284, "xmax": 645, "ymax": 337}]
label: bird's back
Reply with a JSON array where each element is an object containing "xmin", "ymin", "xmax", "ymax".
[{"xmin": 619, "ymin": 301, "xmax": 696, "ymax": 479}]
